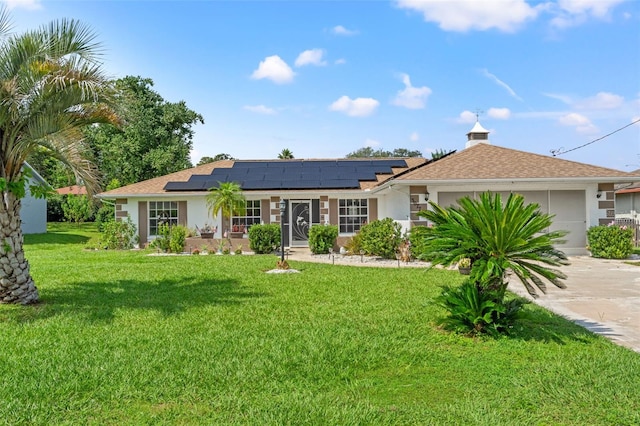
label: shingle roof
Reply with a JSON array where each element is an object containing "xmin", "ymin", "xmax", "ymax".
[
  {"xmin": 396, "ymin": 143, "xmax": 638, "ymax": 181},
  {"xmin": 99, "ymin": 160, "xmax": 234, "ymax": 196},
  {"xmin": 55, "ymin": 185, "xmax": 87, "ymax": 195},
  {"xmin": 98, "ymin": 158, "xmax": 426, "ymax": 197}
]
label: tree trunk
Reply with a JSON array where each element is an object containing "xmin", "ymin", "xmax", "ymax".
[{"xmin": 0, "ymin": 191, "xmax": 39, "ymax": 304}]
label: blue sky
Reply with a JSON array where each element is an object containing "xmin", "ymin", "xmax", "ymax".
[{"xmin": 5, "ymin": 0, "xmax": 640, "ymax": 170}]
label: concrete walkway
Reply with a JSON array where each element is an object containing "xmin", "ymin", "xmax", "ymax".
[{"xmin": 286, "ymin": 249, "xmax": 640, "ymax": 353}]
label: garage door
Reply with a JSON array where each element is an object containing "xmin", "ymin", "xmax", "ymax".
[
  {"xmin": 549, "ymin": 190, "xmax": 586, "ymax": 254},
  {"xmin": 435, "ymin": 190, "xmax": 586, "ymax": 254}
]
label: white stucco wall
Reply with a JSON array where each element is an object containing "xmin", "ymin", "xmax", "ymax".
[
  {"xmin": 376, "ymin": 186, "xmax": 411, "ymax": 222},
  {"xmin": 21, "ymin": 189, "xmax": 47, "ymax": 234}
]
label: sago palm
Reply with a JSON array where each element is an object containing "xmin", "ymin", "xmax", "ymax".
[
  {"xmin": 206, "ymin": 182, "xmax": 246, "ymax": 236},
  {"xmin": 417, "ymin": 192, "xmax": 569, "ymax": 298},
  {"xmin": 0, "ymin": 9, "xmax": 118, "ymax": 304}
]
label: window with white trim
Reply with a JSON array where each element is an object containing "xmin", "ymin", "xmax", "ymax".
[
  {"xmin": 339, "ymin": 199, "xmax": 368, "ymax": 233},
  {"xmin": 231, "ymin": 200, "xmax": 261, "ymax": 233},
  {"xmin": 149, "ymin": 201, "xmax": 178, "ymax": 236}
]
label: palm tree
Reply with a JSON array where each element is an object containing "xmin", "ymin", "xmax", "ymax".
[
  {"xmin": 277, "ymin": 148, "xmax": 294, "ymax": 159},
  {"xmin": 417, "ymin": 192, "xmax": 569, "ymax": 299},
  {"xmin": 206, "ymin": 182, "xmax": 246, "ymax": 237},
  {"xmin": 0, "ymin": 10, "xmax": 118, "ymax": 304}
]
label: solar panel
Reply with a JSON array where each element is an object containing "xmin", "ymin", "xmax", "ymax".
[{"xmin": 163, "ymin": 158, "xmax": 409, "ymax": 191}]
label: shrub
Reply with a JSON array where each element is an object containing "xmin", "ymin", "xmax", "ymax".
[
  {"xmin": 248, "ymin": 224, "xmax": 281, "ymax": 254},
  {"xmin": 46, "ymin": 193, "xmax": 65, "ymax": 222},
  {"xmin": 343, "ymin": 232, "xmax": 363, "ymax": 255},
  {"xmin": 62, "ymin": 194, "xmax": 94, "ymax": 224},
  {"xmin": 408, "ymin": 225, "xmax": 431, "ymax": 260},
  {"xmin": 435, "ymin": 280, "xmax": 528, "ymax": 336},
  {"xmin": 359, "ymin": 218, "xmax": 402, "ymax": 259},
  {"xmin": 100, "ymin": 217, "xmax": 137, "ymax": 250},
  {"xmin": 150, "ymin": 224, "xmax": 171, "ymax": 252},
  {"xmin": 95, "ymin": 203, "xmax": 115, "ymax": 232},
  {"xmin": 587, "ymin": 223, "xmax": 633, "ymax": 259},
  {"xmin": 169, "ymin": 225, "xmax": 188, "ymax": 253},
  {"xmin": 308, "ymin": 225, "xmax": 338, "ymax": 254}
]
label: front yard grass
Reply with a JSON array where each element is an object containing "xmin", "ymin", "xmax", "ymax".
[{"xmin": 1, "ymin": 224, "xmax": 638, "ymax": 424}]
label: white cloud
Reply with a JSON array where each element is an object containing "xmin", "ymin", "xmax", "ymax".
[
  {"xmin": 391, "ymin": 73, "xmax": 432, "ymax": 109},
  {"xmin": 543, "ymin": 92, "xmax": 573, "ymax": 105},
  {"xmin": 550, "ymin": 0, "xmax": 624, "ymax": 28},
  {"xmin": 332, "ymin": 25, "xmax": 358, "ymax": 36},
  {"xmin": 364, "ymin": 138, "xmax": 381, "ymax": 148},
  {"xmin": 189, "ymin": 149, "xmax": 202, "ymax": 166},
  {"xmin": 410, "ymin": 131, "xmax": 419, "ymax": 142},
  {"xmin": 457, "ymin": 110, "xmax": 477, "ymax": 124},
  {"xmin": 244, "ymin": 105, "xmax": 277, "ymax": 115},
  {"xmin": 251, "ymin": 55, "xmax": 295, "ymax": 84},
  {"xmin": 558, "ymin": 112, "xmax": 598, "ymax": 134},
  {"xmin": 329, "ymin": 96, "xmax": 379, "ymax": 117},
  {"xmin": 4, "ymin": 0, "xmax": 42, "ymax": 10},
  {"xmin": 487, "ymin": 107, "xmax": 511, "ymax": 119},
  {"xmin": 334, "ymin": 58, "xmax": 347, "ymax": 65},
  {"xmin": 396, "ymin": 0, "xmax": 539, "ymax": 32},
  {"xmin": 481, "ymin": 69, "xmax": 523, "ymax": 101},
  {"xmin": 295, "ymin": 49, "xmax": 327, "ymax": 67},
  {"xmin": 576, "ymin": 92, "xmax": 624, "ymax": 110}
]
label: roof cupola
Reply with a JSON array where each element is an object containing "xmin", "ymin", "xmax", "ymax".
[{"xmin": 465, "ymin": 120, "xmax": 490, "ymax": 148}]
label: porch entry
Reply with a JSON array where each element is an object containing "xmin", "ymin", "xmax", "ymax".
[{"xmin": 282, "ymin": 199, "xmax": 322, "ymax": 247}]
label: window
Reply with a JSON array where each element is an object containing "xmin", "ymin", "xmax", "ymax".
[
  {"xmin": 339, "ymin": 199, "xmax": 368, "ymax": 233},
  {"xmin": 149, "ymin": 201, "xmax": 178, "ymax": 236},
  {"xmin": 231, "ymin": 200, "xmax": 261, "ymax": 233}
]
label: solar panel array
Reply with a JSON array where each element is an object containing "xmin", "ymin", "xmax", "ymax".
[{"xmin": 163, "ymin": 159, "xmax": 408, "ymax": 191}]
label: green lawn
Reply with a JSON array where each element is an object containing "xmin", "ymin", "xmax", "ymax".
[{"xmin": 1, "ymin": 224, "xmax": 638, "ymax": 424}]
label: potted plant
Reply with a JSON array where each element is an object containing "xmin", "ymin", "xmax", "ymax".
[
  {"xmin": 458, "ymin": 257, "xmax": 471, "ymax": 275},
  {"xmin": 199, "ymin": 223, "xmax": 217, "ymax": 239}
]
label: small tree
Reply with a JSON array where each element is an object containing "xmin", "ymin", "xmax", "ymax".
[
  {"xmin": 418, "ymin": 192, "xmax": 569, "ymax": 334},
  {"xmin": 206, "ymin": 182, "xmax": 246, "ymax": 236}
]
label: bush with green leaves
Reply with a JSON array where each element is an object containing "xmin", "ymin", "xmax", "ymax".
[
  {"xmin": 95, "ymin": 203, "xmax": 115, "ymax": 232},
  {"xmin": 587, "ymin": 223, "xmax": 633, "ymax": 259},
  {"xmin": 408, "ymin": 225, "xmax": 432, "ymax": 260},
  {"xmin": 100, "ymin": 217, "xmax": 137, "ymax": 250},
  {"xmin": 248, "ymin": 224, "xmax": 281, "ymax": 254},
  {"xmin": 150, "ymin": 224, "xmax": 171, "ymax": 252},
  {"xmin": 359, "ymin": 218, "xmax": 402, "ymax": 259},
  {"xmin": 308, "ymin": 225, "xmax": 338, "ymax": 254},
  {"xmin": 62, "ymin": 194, "xmax": 94, "ymax": 224},
  {"xmin": 46, "ymin": 193, "xmax": 65, "ymax": 222},
  {"xmin": 169, "ymin": 225, "xmax": 188, "ymax": 253},
  {"xmin": 436, "ymin": 280, "xmax": 529, "ymax": 336}
]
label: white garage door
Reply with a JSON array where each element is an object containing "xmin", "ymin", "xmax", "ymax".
[
  {"xmin": 435, "ymin": 190, "xmax": 587, "ymax": 255},
  {"xmin": 549, "ymin": 190, "xmax": 586, "ymax": 254}
]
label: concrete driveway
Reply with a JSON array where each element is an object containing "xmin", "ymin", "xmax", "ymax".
[{"xmin": 508, "ymin": 256, "xmax": 640, "ymax": 353}]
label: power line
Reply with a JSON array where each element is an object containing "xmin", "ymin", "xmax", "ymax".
[{"xmin": 551, "ymin": 118, "xmax": 640, "ymax": 156}]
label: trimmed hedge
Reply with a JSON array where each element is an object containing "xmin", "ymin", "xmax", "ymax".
[
  {"xmin": 587, "ymin": 224, "xmax": 633, "ymax": 259},
  {"xmin": 308, "ymin": 225, "xmax": 338, "ymax": 254},
  {"xmin": 248, "ymin": 224, "xmax": 281, "ymax": 254}
]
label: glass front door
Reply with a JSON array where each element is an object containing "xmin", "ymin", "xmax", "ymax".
[{"xmin": 290, "ymin": 200, "xmax": 311, "ymax": 246}]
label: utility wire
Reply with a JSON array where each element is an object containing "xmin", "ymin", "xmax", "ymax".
[{"xmin": 551, "ymin": 117, "xmax": 640, "ymax": 156}]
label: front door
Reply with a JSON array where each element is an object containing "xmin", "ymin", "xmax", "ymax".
[{"xmin": 290, "ymin": 200, "xmax": 311, "ymax": 246}]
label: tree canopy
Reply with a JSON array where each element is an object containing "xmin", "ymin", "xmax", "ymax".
[
  {"xmin": 84, "ymin": 76, "xmax": 204, "ymax": 186},
  {"xmin": 198, "ymin": 153, "xmax": 235, "ymax": 165},
  {"xmin": 345, "ymin": 147, "xmax": 423, "ymax": 158},
  {"xmin": 278, "ymin": 148, "xmax": 294, "ymax": 159}
]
